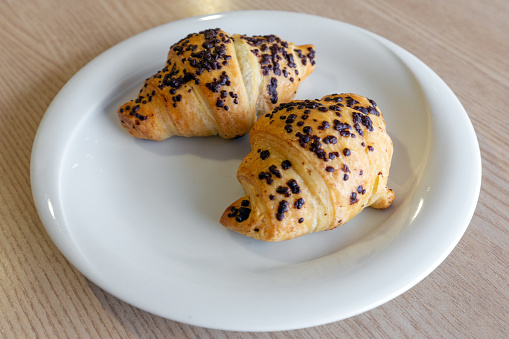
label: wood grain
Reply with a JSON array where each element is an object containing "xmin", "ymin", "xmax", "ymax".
[{"xmin": 0, "ymin": 0, "xmax": 507, "ymax": 337}]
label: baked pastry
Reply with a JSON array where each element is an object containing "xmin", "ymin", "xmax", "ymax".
[
  {"xmin": 220, "ymin": 93, "xmax": 395, "ymax": 241},
  {"xmin": 117, "ymin": 28, "xmax": 316, "ymax": 140}
]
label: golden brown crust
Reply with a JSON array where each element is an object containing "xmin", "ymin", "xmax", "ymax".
[
  {"xmin": 220, "ymin": 93, "xmax": 395, "ymax": 241},
  {"xmin": 117, "ymin": 28, "xmax": 316, "ymax": 140}
]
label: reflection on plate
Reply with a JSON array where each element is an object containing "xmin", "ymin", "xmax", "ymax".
[{"xmin": 31, "ymin": 11, "xmax": 481, "ymax": 331}]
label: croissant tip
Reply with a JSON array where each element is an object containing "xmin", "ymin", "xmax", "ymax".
[
  {"xmin": 371, "ymin": 187, "xmax": 395, "ymax": 209},
  {"xmin": 220, "ymin": 197, "xmax": 279, "ymax": 240}
]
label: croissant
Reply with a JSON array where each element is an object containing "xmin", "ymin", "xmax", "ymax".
[
  {"xmin": 117, "ymin": 28, "xmax": 316, "ymax": 140},
  {"xmin": 220, "ymin": 93, "xmax": 395, "ymax": 241}
]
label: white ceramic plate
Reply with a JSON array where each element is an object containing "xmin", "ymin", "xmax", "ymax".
[{"xmin": 31, "ymin": 11, "xmax": 481, "ymax": 331}]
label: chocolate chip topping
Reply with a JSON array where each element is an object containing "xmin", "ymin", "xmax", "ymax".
[
  {"xmin": 276, "ymin": 200, "xmax": 289, "ymax": 221},
  {"xmin": 350, "ymin": 192, "xmax": 359, "ymax": 205},
  {"xmin": 276, "ymin": 186, "xmax": 290, "ymax": 195},
  {"xmin": 260, "ymin": 150, "xmax": 270, "ymax": 159},
  {"xmin": 281, "ymin": 160, "xmax": 292, "ymax": 169},
  {"xmin": 235, "ymin": 207, "xmax": 251, "ymax": 222},
  {"xmin": 258, "ymin": 171, "xmax": 273, "ymax": 184},
  {"xmin": 268, "ymin": 77, "xmax": 278, "ymax": 104},
  {"xmin": 269, "ymin": 165, "xmax": 282, "ymax": 178},
  {"xmin": 294, "ymin": 198, "xmax": 305, "ymax": 209},
  {"xmin": 227, "ymin": 205, "xmax": 252, "ymax": 222},
  {"xmin": 286, "ymin": 179, "xmax": 301, "ymax": 194}
]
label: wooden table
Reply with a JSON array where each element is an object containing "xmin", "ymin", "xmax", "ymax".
[{"xmin": 1, "ymin": 0, "xmax": 507, "ymax": 337}]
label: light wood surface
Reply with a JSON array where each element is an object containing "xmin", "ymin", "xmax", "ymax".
[{"xmin": 1, "ymin": 0, "xmax": 507, "ymax": 337}]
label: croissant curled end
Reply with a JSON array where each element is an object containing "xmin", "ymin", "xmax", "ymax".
[
  {"xmin": 219, "ymin": 197, "xmax": 267, "ymax": 240},
  {"xmin": 117, "ymin": 99, "xmax": 174, "ymax": 141},
  {"xmin": 370, "ymin": 187, "xmax": 395, "ymax": 209}
]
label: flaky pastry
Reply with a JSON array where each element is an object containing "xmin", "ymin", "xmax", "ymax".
[
  {"xmin": 117, "ymin": 28, "xmax": 315, "ymax": 140},
  {"xmin": 220, "ymin": 93, "xmax": 395, "ymax": 241}
]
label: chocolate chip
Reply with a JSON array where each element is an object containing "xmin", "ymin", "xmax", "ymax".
[
  {"xmin": 323, "ymin": 136, "xmax": 337, "ymax": 144},
  {"xmin": 268, "ymin": 77, "xmax": 278, "ymax": 104},
  {"xmin": 350, "ymin": 192, "xmax": 359, "ymax": 205},
  {"xmin": 281, "ymin": 160, "xmax": 292, "ymax": 169},
  {"xmin": 235, "ymin": 207, "xmax": 251, "ymax": 222},
  {"xmin": 286, "ymin": 179, "xmax": 301, "ymax": 194},
  {"xmin": 294, "ymin": 198, "xmax": 305, "ymax": 209},
  {"xmin": 318, "ymin": 121, "xmax": 330, "ymax": 130},
  {"xmin": 276, "ymin": 200, "xmax": 289, "ymax": 221},
  {"xmin": 258, "ymin": 171, "xmax": 273, "ymax": 184},
  {"xmin": 276, "ymin": 186, "xmax": 290, "ymax": 195},
  {"xmin": 269, "ymin": 165, "xmax": 282, "ymax": 178},
  {"xmin": 278, "ymin": 200, "xmax": 289, "ymax": 213},
  {"xmin": 227, "ymin": 207, "xmax": 238, "ymax": 218}
]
